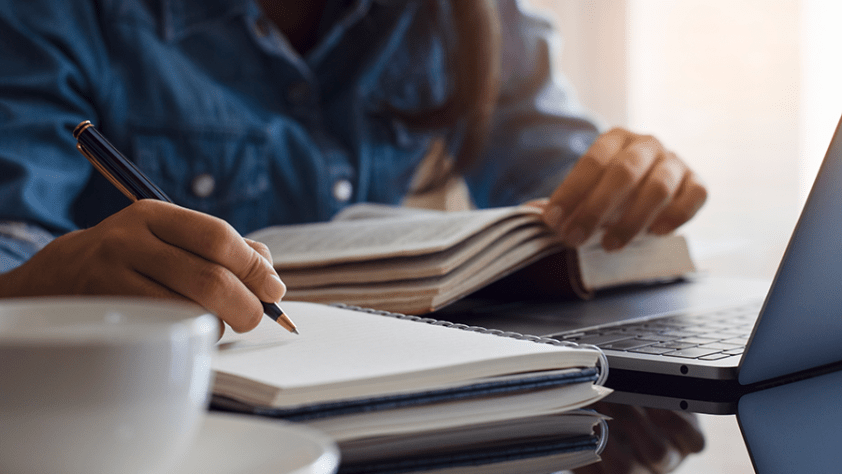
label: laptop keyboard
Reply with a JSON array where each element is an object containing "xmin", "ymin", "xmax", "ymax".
[{"xmin": 560, "ymin": 302, "xmax": 761, "ymax": 361}]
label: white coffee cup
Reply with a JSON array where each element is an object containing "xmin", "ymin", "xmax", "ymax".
[{"xmin": 0, "ymin": 297, "xmax": 218, "ymax": 474}]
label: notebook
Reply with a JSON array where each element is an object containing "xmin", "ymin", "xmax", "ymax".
[
  {"xmin": 435, "ymin": 114, "xmax": 842, "ymax": 416},
  {"xmin": 337, "ymin": 410, "xmax": 609, "ymax": 474},
  {"xmin": 209, "ymin": 301, "xmax": 610, "ymax": 472}
]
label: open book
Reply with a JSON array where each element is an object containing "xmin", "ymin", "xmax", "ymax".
[
  {"xmin": 211, "ymin": 301, "xmax": 610, "ymax": 472},
  {"xmin": 247, "ymin": 204, "xmax": 696, "ymax": 314}
]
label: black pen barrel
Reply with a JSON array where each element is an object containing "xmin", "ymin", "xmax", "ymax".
[{"xmin": 73, "ymin": 121, "xmax": 173, "ymax": 203}]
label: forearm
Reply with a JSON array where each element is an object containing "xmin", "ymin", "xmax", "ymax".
[{"xmin": 464, "ymin": 0, "xmax": 599, "ymax": 208}]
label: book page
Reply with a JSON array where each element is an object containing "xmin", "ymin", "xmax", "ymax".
[
  {"xmin": 278, "ymin": 219, "xmax": 547, "ymax": 287},
  {"xmin": 330, "ymin": 202, "xmax": 443, "ymax": 221},
  {"xmin": 283, "ymin": 232, "xmax": 560, "ymax": 313},
  {"xmin": 247, "ymin": 207, "xmax": 540, "ymax": 268},
  {"xmin": 213, "ymin": 301, "xmax": 599, "ymax": 407},
  {"xmin": 577, "ymin": 234, "xmax": 696, "ymax": 290}
]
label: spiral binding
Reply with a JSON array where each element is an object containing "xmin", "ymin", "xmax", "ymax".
[
  {"xmin": 331, "ymin": 303, "xmax": 609, "ymax": 387},
  {"xmin": 595, "ymin": 416, "xmax": 610, "ymax": 455}
]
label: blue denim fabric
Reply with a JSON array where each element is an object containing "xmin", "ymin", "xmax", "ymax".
[{"xmin": 0, "ymin": 0, "xmax": 598, "ymax": 271}]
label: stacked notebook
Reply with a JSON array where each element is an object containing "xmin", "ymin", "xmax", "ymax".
[{"xmin": 211, "ymin": 301, "xmax": 610, "ymax": 473}]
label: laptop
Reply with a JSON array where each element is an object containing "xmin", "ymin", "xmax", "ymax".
[{"xmin": 436, "ymin": 114, "xmax": 842, "ymax": 416}]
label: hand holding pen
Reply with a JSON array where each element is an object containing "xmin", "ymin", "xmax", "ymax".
[{"xmin": 42, "ymin": 121, "xmax": 296, "ymax": 335}]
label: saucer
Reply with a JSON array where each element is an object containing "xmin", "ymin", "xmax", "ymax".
[{"xmin": 171, "ymin": 413, "xmax": 339, "ymax": 474}]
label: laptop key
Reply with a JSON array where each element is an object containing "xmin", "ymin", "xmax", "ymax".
[
  {"xmin": 699, "ymin": 342, "xmax": 744, "ymax": 351},
  {"xmin": 663, "ymin": 347, "xmax": 724, "ymax": 358},
  {"xmin": 655, "ymin": 341, "xmax": 698, "ymax": 350},
  {"xmin": 601, "ymin": 339, "xmax": 660, "ymax": 351},
  {"xmin": 679, "ymin": 336, "xmax": 719, "ymax": 344},
  {"xmin": 637, "ymin": 334, "xmax": 680, "ymax": 342},
  {"xmin": 658, "ymin": 330, "xmax": 706, "ymax": 338},
  {"xmin": 630, "ymin": 346, "xmax": 675, "ymax": 355},
  {"xmin": 698, "ymin": 353, "xmax": 734, "ymax": 361},
  {"xmin": 696, "ymin": 332, "xmax": 745, "ymax": 341},
  {"xmin": 571, "ymin": 333, "xmax": 634, "ymax": 346},
  {"xmin": 721, "ymin": 337, "xmax": 749, "ymax": 345}
]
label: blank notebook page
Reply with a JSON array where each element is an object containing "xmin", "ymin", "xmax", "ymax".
[{"xmin": 213, "ymin": 301, "xmax": 598, "ymax": 406}]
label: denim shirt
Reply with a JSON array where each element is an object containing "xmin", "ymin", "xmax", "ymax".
[{"xmin": 0, "ymin": 0, "xmax": 598, "ymax": 272}]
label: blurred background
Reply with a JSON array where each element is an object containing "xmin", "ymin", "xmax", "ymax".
[{"xmin": 525, "ymin": 0, "xmax": 842, "ymax": 472}]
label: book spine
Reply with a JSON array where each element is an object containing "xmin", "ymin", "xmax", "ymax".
[{"xmin": 331, "ymin": 303, "xmax": 609, "ymax": 387}]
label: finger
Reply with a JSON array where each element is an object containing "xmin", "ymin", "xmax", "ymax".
[
  {"xmin": 649, "ymin": 172, "xmax": 708, "ymax": 235},
  {"xmin": 645, "ymin": 409, "xmax": 706, "ymax": 455},
  {"xmin": 139, "ymin": 201, "xmax": 286, "ymax": 304},
  {"xmin": 128, "ymin": 233, "xmax": 265, "ymax": 333},
  {"xmin": 244, "ymin": 239, "xmax": 285, "ymax": 302},
  {"xmin": 559, "ymin": 135, "xmax": 662, "ymax": 247},
  {"xmin": 544, "ymin": 128, "xmax": 635, "ymax": 229},
  {"xmin": 602, "ymin": 152, "xmax": 686, "ymax": 251},
  {"xmin": 521, "ymin": 198, "xmax": 549, "ymax": 211},
  {"xmin": 245, "ymin": 238, "xmax": 275, "ymax": 267}
]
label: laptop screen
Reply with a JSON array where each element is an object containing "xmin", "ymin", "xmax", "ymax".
[{"xmin": 739, "ymin": 116, "xmax": 842, "ymax": 385}]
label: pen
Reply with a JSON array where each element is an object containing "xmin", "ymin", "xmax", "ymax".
[{"xmin": 72, "ymin": 120, "xmax": 298, "ymax": 335}]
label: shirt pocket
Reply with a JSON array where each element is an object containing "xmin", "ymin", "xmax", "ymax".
[{"xmin": 129, "ymin": 124, "xmax": 271, "ymax": 234}]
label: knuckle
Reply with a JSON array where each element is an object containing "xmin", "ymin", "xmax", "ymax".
[
  {"xmin": 576, "ymin": 153, "xmax": 603, "ymax": 172},
  {"xmin": 132, "ymin": 199, "xmax": 153, "ymax": 212},
  {"xmin": 251, "ymin": 241, "xmax": 273, "ymax": 263},
  {"xmin": 131, "ymin": 199, "xmax": 161, "ymax": 219},
  {"xmin": 647, "ymin": 180, "xmax": 673, "ymax": 204},
  {"xmin": 250, "ymin": 240, "xmax": 270, "ymax": 256},
  {"xmin": 655, "ymin": 161, "xmax": 682, "ymax": 187},
  {"xmin": 195, "ymin": 264, "xmax": 228, "ymax": 297},
  {"xmin": 636, "ymin": 134, "xmax": 659, "ymax": 147},
  {"xmin": 629, "ymin": 135, "xmax": 662, "ymax": 161},
  {"xmin": 98, "ymin": 228, "xmax": 133, "ymax": 260},
  {"xmin": 607, "ymin": 159, "xmax": 639, "ymax": 186},
  {"xmin": 242, "ymin": 253, "xmax": 267, "ymax": 284},
  {"xmin": 198, "ymin": 219, "xmax": 236, "ymax": 257},
  {"xmin": 606, "ymin": 126, "xmax": 629, "ymax": 137}
]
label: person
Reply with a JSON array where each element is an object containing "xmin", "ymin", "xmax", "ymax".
[{"xmin": 0, "ymin": 1, "xmax": 707, "ymax": 472}]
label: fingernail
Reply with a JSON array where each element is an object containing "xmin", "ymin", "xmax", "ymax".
[
  {"xmin": 566, "ymin": 227, "xmax": 586, "ymax": 247},
  {"xmin": 543, "ymin": 205, "xmax": 563, "ymax": 228},
  {"xmin": 265, "ymin": 274, "xmax": 286, "ymax": 299}
]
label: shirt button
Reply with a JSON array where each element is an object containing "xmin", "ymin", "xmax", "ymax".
[
  {"xmin": 192, "ymin": 173, "xmax": 215, "ymax": 198},
  {"xmin": 287, "ymin": 81, "xmax": 312, "ymax": 106},
  {"xmin": 332, "ymin": 179, "xmax": 353, "ymax": 202}
]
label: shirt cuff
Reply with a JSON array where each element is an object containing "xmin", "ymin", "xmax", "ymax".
[{"xmin": 0, "ymin": 221, "xmax": 55, "ymax": 273}]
